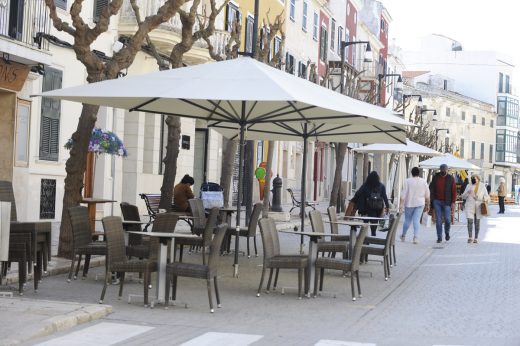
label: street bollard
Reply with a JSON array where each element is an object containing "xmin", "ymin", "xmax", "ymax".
[{"xmin": 271, "ymin": 174, "xmax": 283, "ymax": 212}]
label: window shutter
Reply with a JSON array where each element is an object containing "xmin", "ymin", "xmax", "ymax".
[
  {"xmin": 55, "ymin": 0, "xmax": 67, "ymax": 10},
  {"xmin": 40, "ymin": 67, "xmax": 62, "ymax": 161},
  {"xmin": 93, "ymin": 0, "xmax": 109, "ymax": 22}
]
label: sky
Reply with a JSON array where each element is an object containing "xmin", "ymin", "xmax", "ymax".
[{"xmin": 382, "ymin": 0, "xmax": 520, "ymax": 87}]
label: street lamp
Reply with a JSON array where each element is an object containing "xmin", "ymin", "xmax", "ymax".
[
  {"xmin": 377, "ymin": 73, "xmax": 403, "ymax": 106},
  {"xmin": 434, "ymin": 128, "xmax": 449, "ymax": 152},
  {"xmin": 402, "ymin": 94, "xmax": 422, "ymax": 119},
  {"xmin": 340, "ymin": 41, "xmax": 372, "ymax": 93}
]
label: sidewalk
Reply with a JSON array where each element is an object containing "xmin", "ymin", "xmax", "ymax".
[{"xmin": 1, "ymin": 202, "xmax": 514, "ymax": 345}]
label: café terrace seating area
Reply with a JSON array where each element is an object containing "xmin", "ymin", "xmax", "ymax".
[{"xmin": 1, "ymin": 179, "xmax": 404, "ymax": 313}]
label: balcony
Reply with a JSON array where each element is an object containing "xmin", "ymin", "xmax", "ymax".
[
  {"xmin": 119, "ymin": 0, "xmax": 230, "ymax": 64},
  {"xmin": 0, "ymin": 0, "xmax": 51, "ymax": 64}
]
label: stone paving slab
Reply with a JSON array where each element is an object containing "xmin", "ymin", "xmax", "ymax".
[{"xmin": 0, "ymin": 297, "xmax": 112, "ymax": 346}]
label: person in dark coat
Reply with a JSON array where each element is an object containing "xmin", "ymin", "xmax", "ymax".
[
  {"xmin": 350, "ymin": 171, "xmax": 389, "ymax": 236},
  {"xmin": 173, "ymin": 174, "xmax": 195, "ymax": 212},
  {"xmin": 429, "ymin": 164, "xmax": 457, "ymax": 243}
]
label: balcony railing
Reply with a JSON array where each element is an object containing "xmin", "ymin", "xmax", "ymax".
[{"xmin": 0, "ymin": 0, "xmax": 50, "ymax": 50}]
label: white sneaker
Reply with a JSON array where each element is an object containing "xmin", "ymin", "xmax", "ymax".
[{"xmin": 413, "ymin": 237, "xmax": 418, "ymax": 244}]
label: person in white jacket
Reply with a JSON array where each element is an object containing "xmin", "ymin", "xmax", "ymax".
[
  {"xmin": 461, "ymin": 174, "xmax": 490, "ymax": 244},
  {"xmin": 399, "ymin": 167, "xmax": 430, "ymax": 244}
]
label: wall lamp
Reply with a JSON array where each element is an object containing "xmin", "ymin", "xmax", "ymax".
[{"xmin": 339, "ymin": 41, "xmax": 372, "ymax": 93}]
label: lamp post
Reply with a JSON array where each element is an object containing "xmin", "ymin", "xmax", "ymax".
[
  {"xmin": 402, "ymin": 94, "xmax": 422, "ymax": 120},
  {"xmin": 419, "ymin": 108, "xmax": 436, "ymax": 126},
  {"xmin": 340, "ymin": 41, "xmax": 372, "ymax": 94},
  {"xmin": 434, "ymin": 128, "xmax": 449, "ymax": 152},
  {"xmin": 377, "ymin": 73, "xmax": 402, "ymax": 106}
]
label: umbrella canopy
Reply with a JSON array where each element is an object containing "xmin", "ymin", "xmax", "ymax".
[
  {"xmin": 36, "ymin": 57, "xmax": 412, "ymax": 277},
  {"xmin": 354, "ymin": 139, "xmax": 441, "ymax": 156},
  {"xmin": 418, "ymin": 154, "xmax": 481, "ymax": 170}
]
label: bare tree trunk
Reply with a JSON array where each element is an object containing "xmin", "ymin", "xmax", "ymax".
[
  {"xmin": 159, "ymin": 115, "xmax": 181, "ymax": 209},
  {"xmin": 57, "ymin": 104, "xmax": 100, "ymax": 258},
  {"xmin": 329, "ymin": 143, "xmax": 347, "ymax": 208},
  {"xmin": 220, "ymin": 138, "xmax": 238, "ymax": 207},
  {"xmin": 262, "ymin": 141, "xmax": 275, "ymax": 218}
]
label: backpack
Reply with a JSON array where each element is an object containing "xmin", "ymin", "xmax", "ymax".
[{"xmin": 366, "ymin": 188, "xmax": 384, "ymax": 210}]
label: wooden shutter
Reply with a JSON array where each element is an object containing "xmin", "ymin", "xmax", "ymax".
[
  {"xmin": 93, "ymin": 0, "xmax": 109, "ymax": 22},
  {"xmin": 39, "ymin": 67, "xmax": 62, "ymax": 161},
  {"xmin": 55, "ymin": 0, "xmax": 67, "ymax": 10}
]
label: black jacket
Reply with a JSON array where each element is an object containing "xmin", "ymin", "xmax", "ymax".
[{"xmin": 351, "ymin": 183, "xmax": 389, "ymax": 215}]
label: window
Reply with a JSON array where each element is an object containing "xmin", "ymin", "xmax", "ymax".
[
  {"xmin": 381, "ymin": 19, "xmax": 385, "ymax": 33},
  {"xmin": 497, "ymin": 96, "xmax": 519, "ymax": 127},
  {"xmin": 480, "ymin": 143, "xmax": 484, "ymax": 160},
  {"xmin": 337, "ymin": 26, "xmax": 343, "ymax": 55},
  {"xmin": 274, "ymin": 36, "xmax": 282, "ymax": 56},
  {"xmin": 40, "ymin": 67, "xmax": 62, "ymax": 161},
  {"xmin": 290, "ymin": 0, "xmax": 296, "ymax": 21},
  {"xmin": 496, "ymin": 129, "xmax": 518, "ymax": 163},
  {"xmin": 319, "ymin": 25, "xmax": 328, "ymax": 62},
  {"xmin": 489, "ymin": 144, "xmax": 493, "ymax": 163},
  {"xmin": 498, "ymin": 72, "xmax": 504, "ymax": 93},
  {"xmin": 472, "ymin": 114, "xmax": 476, "ymax": 124},
  {"xmin": 302, "ymin": 1, "xmax": 308, "ymax": 32},
  {"xmin": 298, "ymin": 61, "xmax": 307, "ymax": 79},
  {"xmin": 461, "ymin": 111, "xmax": 466, "ymax": 121},
  {"xmin": 15, "ymin": 100, "xmax": 31, "ymax": 166},
  {"xmin": 505, "ymin": 75, "xmax": 511, "ymax": 94},
  {"xmin": 446, "ymin": 107, "xmax": 450, "ymax": 117},
  {"xmin": 445, "ymin": 137, "xmax": 450, "ymax": 152},
  {"xmin": 93, "ymin": 0, "xmax": 108, "ymax": 22},
  {"xmin": 330, "ymin": 20, "xmax": 336, "ymax": 51},
  {"xmin": 471, "ymin": 141, "xmax": 476, "ymax": 159},
  {"xmin": 56, "ymin": 0, "xmax": 67, "ymax": 10},
  {"xmin": 312, "ymin": 13, "xmax": 319, "ymax": 40},
  {"xmin": 490, "ymin": 119, "xmax": 494, "ymax": 128},
  {"xmin": 245, "ymin": 16, "xmax": 254, "ymax": 54},
  {"xmin": 481, "ymin": 117, "xmax": 485, "ymax": 126},
  {"xmin": 286, "ymin": 53, "xmax": 295, "ymax": 74},
  {"xmin": 225, "ymin": 3, "xmax": 241, "ymax": 32},
  {"xmin": 459, "ymin": 139, "xmax": 465, "ymax": 158}
]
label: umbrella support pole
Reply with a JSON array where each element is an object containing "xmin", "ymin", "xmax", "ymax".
[
  {"xmin": 233, "ymin": 108, "xmax": 246, "ymax": 278},
  {"xmin": 300, "ymin": 128, "xmax": 309, "ymax": 252}
]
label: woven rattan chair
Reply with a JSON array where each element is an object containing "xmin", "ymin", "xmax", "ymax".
[
  {"xmin": 364, "ymin": 213, "xmax": 399, "ymax": 266},
  {"xmin": 165, "ymin": 223, "xmax": 228, "ymax": 313},
  {"xmin": 120, "ymin": 202, "xmax": 150, "ymax": 259},
  {"xmin": 309, "ymin": 210, "xmax": 348, "ymax": 259},
  {"xmin": 313, "ymin": 224, "xmax": 368, "ymax": 301},
  {"xmin": 226, "ymin": 202, "xmax": 262, "ymax": 258},
  {"xmin": 361, "ymin": 213, "xmax": 401, "ymax": 280},
  {"xmin": 257, "ymin": 218, "xmax": 308, "ymax": 299},
  {"xmin": 189, "ymin": 198, "xmax": 206, "ymax": 235},
  {"xmin": 99, "ymin": 216, "xmax": 158, "ymax": 306},
  {"xmin": 1, "ymin": 232, "xmax": 30, "ymax": 294},
  {"xmin": 327, "ymin": 206, "xmax": 350, "ymax": 242},
  {"xmin": 176, "ymin": 207, "xmax": 218, "ymax": 264},
  {"xmin": 67, "ymin": 206, "xmax": 107, "ymax": 282}
]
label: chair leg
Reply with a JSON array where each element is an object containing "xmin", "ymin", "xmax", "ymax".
[
  {"xmin": 74, "ymin": 254, "xmax": 83, "ymax": 279},
  {"xmin": 68, "ymin": 251, "xmax": 76, "ymax": 282},
  {"xmin": 356, "ymin": 271, "xmax": 362, "ymax": 298},
  {"xmin": 100, "ymin": 270, "xmax": 109, "ymax": 303},
  {"xmin": 207, "ymin": 279, "xmax": 214, "ymax": 313},
  {"xmin": 350, "ymin": 272, "xmax": 356, "ymax": 301},
  {"xmin": 34, "ymin": 250, "xmax": 42, "ymax": 291},
  {"xmin": 257, "ymin": 266, "xmax": 266, "ymax": 297},
  {"xmin": 383, "ymin": 256, "xmax": 388, "ymax": 281},
  {"xmin": 273, "ymin": 268, "xmax": 280, "ymax": 289},
  {"xmin": 246, "ymin": 237, "xmax": 250, "ymax": 258},
  {"xmin": 165, "ymin": 270, "xmax": 171, "ymax": 306},
  {"xmin": 297, "ymin": 268, "xmax": 303, "ymax": 299},
  {"xmin": 172, "ymin": 275, "xmax": 178, "ymax": 301},
  {"xmin": 319, "ymin": 267, "xmax": 325, "ymax": 292},
  {"xmin": 266, "ymin": 268, "xmax": 274, "ymax": 292},
  {"xmin": 253, "ymin": 236, "xmax": 258, "ymax": 257},
  {"xmin": 179, "ymin": 245, "xmax": 184, "ymax": 263},
  {"xmin": 386, "ymin": 255, "xmax": 391, "ymax": 278},
  {"xmin": 143, "ymin": 271, "xmax": 149, "ymax": 306},
  {"xmin": 313, "ymin": 266, "xmax": 319, "ymax": 297},
  {"xmin": 118, "ymin": 272, "xmax": 125, "ymax": 298},
  {"xmin": 392, "ymin": 245, "xmax": 397, "ymax": 266},
  {"xmin": 83, "ymin": 255, "xmax": 91, "ymax": 278},
  {"xmin": 214, "ymin": 276, "xmax": 221, "ymax": 308}
]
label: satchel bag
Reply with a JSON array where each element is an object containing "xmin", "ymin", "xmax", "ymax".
[
  {"xmin": 200, "ymin": 191, "xmax": 224, "ymax": 209},
  {"xmin": 480, "ymin": 202, "xmax": 488, "ymax": 216}
]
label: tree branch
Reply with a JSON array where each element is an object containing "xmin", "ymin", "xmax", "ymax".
[{"xmin": 44, "ymin": 0, "xmax": 76, "ymax": 35}]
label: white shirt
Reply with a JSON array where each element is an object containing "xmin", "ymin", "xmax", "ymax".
[{"xmin": 401, "ymin": 177, "xmax": 430, "ymax": 208}]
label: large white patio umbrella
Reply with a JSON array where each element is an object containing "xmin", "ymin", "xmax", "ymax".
[
  {"xmin": 418, "ymin": 154, "xmax": 481, "ymax": 170},
  {"xmin": 354, "ymin": 140, "xmax": 441, "ymax": 208},
  {"xmin": 36, "ymin": 57, "xmax": 411, "ymax": 276}
]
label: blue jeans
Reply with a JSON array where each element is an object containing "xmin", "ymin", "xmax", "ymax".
[
  {"xmin": 402, "ymin": 206, "xmax": 424, "ymax": 238},
  {"xmin": 433, "ymin": 199, "xmax": 451, "ymax": 239}
]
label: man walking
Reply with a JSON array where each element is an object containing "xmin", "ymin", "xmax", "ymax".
[
  {"xmin": 497, "ymin": 178, "xmax": 506, "ymax": 214},
  {"xmin": 429, "ymin": 164, "xmax": 457, "ymax": 243}
]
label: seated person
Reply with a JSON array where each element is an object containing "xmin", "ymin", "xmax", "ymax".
[{"xmin": 173, "ymin": 174, "xmax": 195, "ymax": 212}]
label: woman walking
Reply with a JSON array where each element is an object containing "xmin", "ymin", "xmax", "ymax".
[
  {"xmin": 399, "ymin": 167, "xmax": 430, "ymax": 244},
  {"xmin": 461, "ymin": 174, "xmax": 490, "ymax": 244}
]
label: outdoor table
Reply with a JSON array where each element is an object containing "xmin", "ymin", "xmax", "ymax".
[
  {"xmin": 81, "ymin": 198, "xmax": 116, "ymax": 233},
  {"xmin": 127, "ymin": 231, "xmax": 198, "ymax": 304},
  {"xmin": 324, "ymin": 220, "xmax": 366, "ymax": 260}
]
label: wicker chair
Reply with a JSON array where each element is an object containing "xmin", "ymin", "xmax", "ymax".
[
  {"xmin": 175, "ymin": 207, "xmax": 218, "ymax": 264},
  {"xmin": 67, "ymin": 206, "xmax": 107, "ymax": 282},
  {"xmin": 361, "ymin": 213, "xmax": 401, "ymax": 281},
  {"xmin": 257, "ymin": 218, "xmax": 308, "ymax": 299},
  {"xmin": 120, "ymin": 202, "xmax": 149, "ymax": 259},
  {"xmin": 309, "ymin": 210, "xmax": 348, "ymax": 259},
  {"xmin": 313, "ymin": 224, "xmax": 368, "ymax": 301},
  {"xmin": 327, "ymin": 206, "xmax": 350, "ymax": 242},
  {"xmin": 0, "ymin": 180, "xmax": 50, "ymax": 283},
  {"xmin": 165, "ymin": 223, "xmax": 228, "ymax": 313},
  {"xmin": 189, "ymin": 198, "xmax": 206, "ymax": 235},
  {"xmin": 99, "ymin": 216, "xmax": 158, "ymax": 306},
  {"xmin": 364, "ymin": 213, "xmax": 399, "ymax": 266},
  {"xmin": 226, "ymin": 202, "xmax": 262, "ymax": 258},
  {"xmin": 1, "ymin": 233, "xmax": 30, "ymax": 294}
]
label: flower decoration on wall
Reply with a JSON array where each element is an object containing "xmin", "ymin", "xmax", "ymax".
[{"xmin": 64, "ymin": 128, "xmax": 128, "ymax": 157}]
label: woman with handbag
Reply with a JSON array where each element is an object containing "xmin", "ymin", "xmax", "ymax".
[{"xmin": 461, "ymin": 174, "xmax": 490, "ymax": 244}]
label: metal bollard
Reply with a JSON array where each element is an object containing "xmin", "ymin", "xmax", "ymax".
[{"xmin": 271, "ymin": 174, "xmax": 283, "ymax": 212}]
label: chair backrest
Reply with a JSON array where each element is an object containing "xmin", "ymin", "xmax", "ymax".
[
  {"xmin": 259, "ymin": 218, "xmax": 278, "ymax": 260},
  {"xmin": 0, "ymin": 180, "xmax": 17, "ymax": 221},
  {"xmin": 247, "ymin": 203, "xmax": 263, "ymax": 236},
  {"xmin": 151, "ymin": 212, "xmax": 179, "ymax": 233},
  {"xmin": 387, "ymin": 213, "xmax": 401, "ymax": 248},
  {"xmin": 120, "ymin": 202, "xmax": 142, "ymax": 246},
  {"xmin": 189, "ymin": 198, "xmax": 206, "ymax": 229},
  {"xmin": 68, "ymin": 206, "xmax": 95, "ymax": 248},
  {"xmin": 327, "ymin": 206, "xmax": 338, "ymax": 235},
  {"xmin": 287, "ymin": 188, "xmax": 300, "ymax": 204},
  {"xmin": 207, "ymin": 223, "xmax": 228, "ymax": 270},
  {"xmin": 102, "ymin": 216, "xmax": 127, "ymax": 266},
  {"xmin": 309, "ymin": 210, "xmax": 326, "ymax": 235},
  {"xmin": 351, "ymin": 225, "xmax": 368, "ymax": 271}
]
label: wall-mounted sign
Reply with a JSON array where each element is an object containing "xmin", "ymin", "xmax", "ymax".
[
  {"xmin": 0, "ymin": 60, "xmax": 30, "ymax": 92},
  {"xmin": 181, "ymin": 135, "xmax": 190, "ymax": 150}
]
